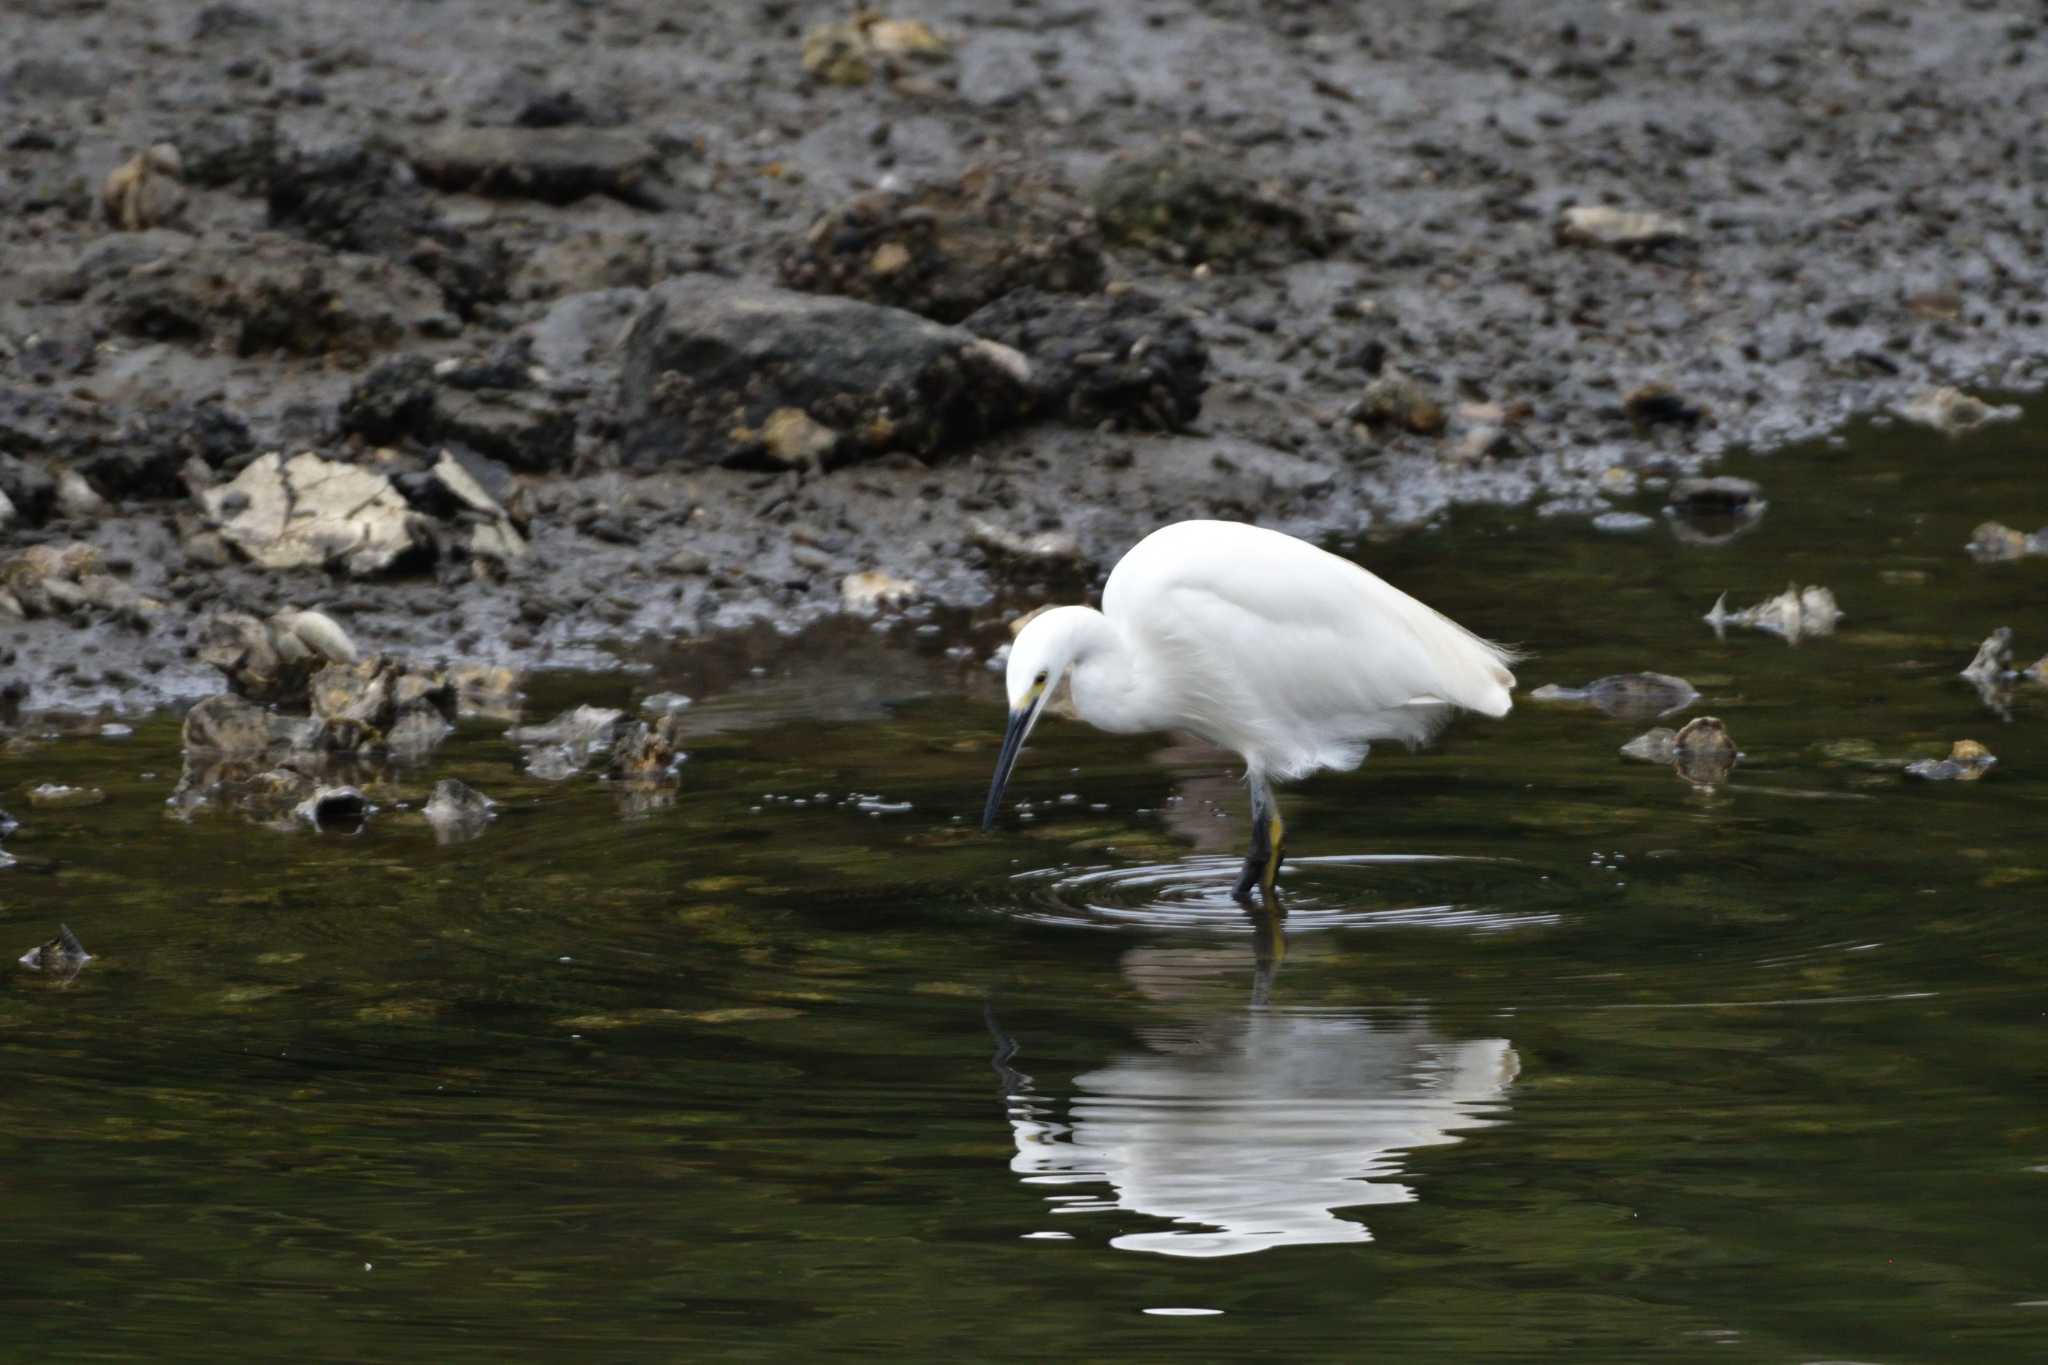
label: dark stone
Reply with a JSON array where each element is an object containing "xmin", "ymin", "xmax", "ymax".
[
  {"xmin": 962, "ymin": 287, "xmax": 1208, "ymax": 431},
  {"xmin": 0, "ymin": 388, "xmax": 251, "ymax": 500},
  {"xmin": 339, "ymin": 342, "xmax": 577, "ymax": 472},
  {"xmin": 267, "ymin": 142, "xmax": 509, "ymax": 317},
  {"xmin": 616, "ymin": 276, "xmax": 1036, "ymax": 469},
  {"xmin": 778, "ymin": 166, "xmax": 1105, "ymax": 324},
  {"xmin": 337, "ymin": 355, "xmax": 439, "ymax": 447},
  {"xmin": 407, "ymin": 127, "xmax": 671, "ymax": 209},
  {"xmin": 1624, "ymin": 383, "xmax": 1708, "ymax": 428}
]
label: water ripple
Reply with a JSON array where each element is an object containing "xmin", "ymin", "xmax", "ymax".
[{"xmin": 1003, "ymin": 853, "xmax": 1560, "ymax": 935}]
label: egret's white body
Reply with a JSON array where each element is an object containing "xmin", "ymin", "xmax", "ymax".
[{"xmin": 983, "ymin": 520, "xmax": 1517, "ymax": 903}]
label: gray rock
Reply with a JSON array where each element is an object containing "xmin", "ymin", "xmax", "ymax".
[
  {"xmin": 408, "ymin": 126, "xmax": 670, "ymax": 208},
  {"xmin": 616, "ymin": 276, "xmax": 1036, "ymax": 469}
]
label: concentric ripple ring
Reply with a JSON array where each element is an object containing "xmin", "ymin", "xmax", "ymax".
[{"xmin": 1004, "ymin": 853, "xmax": 1557, "ymax": 935}]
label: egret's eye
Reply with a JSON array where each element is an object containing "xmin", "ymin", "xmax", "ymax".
[{"xmin": 1034, "ymin": 670, "xmax": 1048, "ymax": 684}]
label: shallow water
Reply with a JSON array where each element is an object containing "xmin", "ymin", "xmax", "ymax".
[{"xmin": 5, "ymin": 409, "xmax": 2048, "ymax": 1362}]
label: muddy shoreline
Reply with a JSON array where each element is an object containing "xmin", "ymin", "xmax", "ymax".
[{"xmin": 3, "ymin": 0, "xmax": 2045, "ymax": 716}]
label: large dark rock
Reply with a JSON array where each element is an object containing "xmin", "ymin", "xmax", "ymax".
[
  {"xmin": 0, "ymin": 387, "xmax": 251, "ymax": 501},
  {"xmin": 778, "ymin": 166, "xmax": 1105, "ymax": 324},
  {"xmin": 962, "ymin": 288, "xmax": 1207, "ymax": 431},
  {"xmin": 616, "ymin": 276, "xmax": 1035, "ymax": 470},
  {"xmin": 267, "ymin": 142, "xmax": 508, "ymax": 317}
]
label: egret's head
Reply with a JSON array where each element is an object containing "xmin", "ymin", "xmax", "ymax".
[{"xmin": 984, "ymin": 606, "xmax": 1092, "ymax": 831}]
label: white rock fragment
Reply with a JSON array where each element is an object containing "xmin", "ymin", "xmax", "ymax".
[
  {"xmin": 54, "ymin": 470, "xmax": 109, "ymax": 519},
  {"xmin": 200, "ymin": 451, "xmax": 431, "ymax": 577},
  {"xmin": 1895, "ymin": 387, "xmax": 2018, "ymax": 436},
  {"xmin": 970, "ymin": 518, "xmax": 1084, "ymax": 564},
  {"xmin": 273, "ymin": 608, "xmax": 359, "ymax": 665},
  {"xmin": 841, "ymin": 569, "xmax": 919, "ymax": 614},
  {"xmin": 1557, "ymin": 205, "xmax": 1690, "ymax": 249}
]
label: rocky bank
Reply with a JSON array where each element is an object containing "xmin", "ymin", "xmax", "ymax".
[{"xmin": 3, "ymin": 0, "xmax": 2045, "ymax": 713}]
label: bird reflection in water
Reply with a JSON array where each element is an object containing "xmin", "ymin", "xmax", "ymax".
[{"xmin": 992, "ymin": 925, "xmax": 1517, "ymax": 1258}]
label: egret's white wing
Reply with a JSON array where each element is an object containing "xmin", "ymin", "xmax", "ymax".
[{"xmin": 1104, "ymin": 521, "xmax": 1516, "ymax": 778}]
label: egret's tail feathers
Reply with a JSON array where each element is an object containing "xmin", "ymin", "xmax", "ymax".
[{"xmin": 1417, "ymin": 623, "xmax": 1519, "ymax": 719}]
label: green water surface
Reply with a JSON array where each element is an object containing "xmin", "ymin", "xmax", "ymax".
[{"xmin": 3, "ymin": 411, "xmax": 2046, "ymax": 1362}]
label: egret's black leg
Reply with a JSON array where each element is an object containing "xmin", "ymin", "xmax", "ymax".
[{"xmin": 1232, "ymin": 775, "xmax": 1286, "ymax": 907}]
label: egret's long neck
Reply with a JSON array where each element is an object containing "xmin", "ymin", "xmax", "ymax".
[{"xmin": 1067, "ymin": 611, "xmax": 1171, "ymax": 736}]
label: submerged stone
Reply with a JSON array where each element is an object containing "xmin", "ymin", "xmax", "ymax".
[
  {"xmin": 1672, "ymin": 717, "xmax": 1738, "ymax": 788},
  {"xmin": 18, "ymin": 923, "xmax": 90, "ymax": 978},
  {"xmin": 1528, "ymin": 672, "xmax": 1699, "ymax": 720},
  {"xmin": 1905, "ymin": 739, "xmax": 1997, "ymax": 783},
  {"xmin": 424, "ymin": 778, "xmax": 496, "ymax": 844}
]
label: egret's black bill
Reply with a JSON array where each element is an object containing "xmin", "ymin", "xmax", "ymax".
[{"xmin": 981, "ymin": 708, "xmax": 1034, "ymax": 831}]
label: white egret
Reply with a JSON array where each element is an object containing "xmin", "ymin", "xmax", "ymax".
[{"xmin": 982, "ymin": 520, "xmax": 1517, "ymax": 904}]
